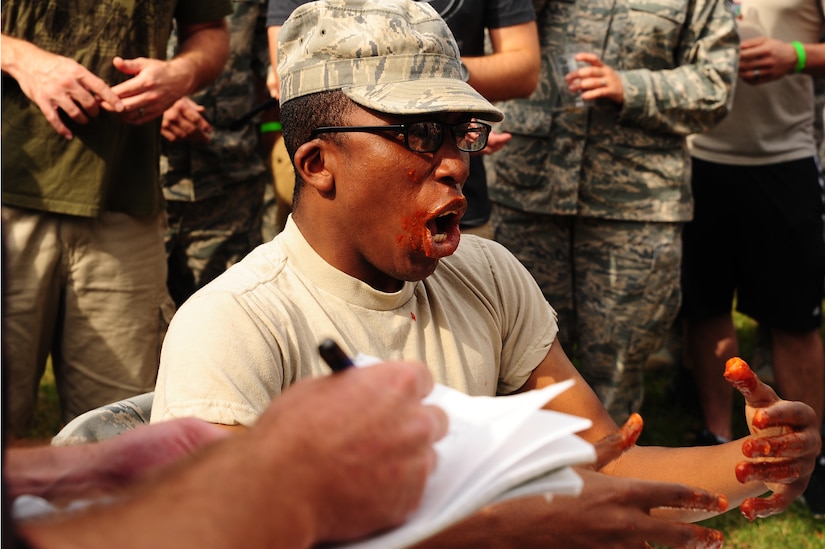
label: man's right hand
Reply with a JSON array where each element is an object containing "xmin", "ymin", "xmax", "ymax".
[
  {"xmin": 250, "ymin": 360, "xmax": 449, "ymax": 545},
  {"xmin": 546, "ymin": 414, "xmax": 727, "ymax": 548},
  {"xmin": 414, "ymin": 414, "xmax": 727, "ymax": 548},
  {"xmin": 541, "ymin": 468, "xmax": 727, "ymax": 548},
  {"xmin": 0, "ymin": 34, "xmax": 123, "ymax": 140},
  {"xmin": 161, "ymin": 96, "xmax": 212, "ymax": 143}
]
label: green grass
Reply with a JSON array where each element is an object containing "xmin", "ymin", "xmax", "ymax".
[
  {"xmin": 24, "ymin": 311, "xmax": 825, "ymax": 547},
  {"xmin": 25, "ymin": 357, "xmax": 62, "ymax": 442}
]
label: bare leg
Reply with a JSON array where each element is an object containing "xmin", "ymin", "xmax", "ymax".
[
  {"xmin": 685, "ymin": 313, "xmax": 738, "ymax": 441},
  {"xmin": 771, "ymin": 328, "xmax": 825, "ymax": 432}
]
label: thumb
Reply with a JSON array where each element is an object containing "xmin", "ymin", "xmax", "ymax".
[
  {"xmin": 112, "ymin": 56, "xmax": 146, "ymax": 77},
  {"xmin": 593, "ymin": 413, "xmax": 643, "ymax": 470},
  {"xmin": 724, "ymin": 357, "xmax": 780, "ymax": 409}
]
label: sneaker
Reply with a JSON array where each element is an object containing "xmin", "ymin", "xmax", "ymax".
[
  {"xmin": 693, "ymin": 428, "xmax": 729, "ymax": 446},
  {"xmin": 802, "ymin": 453, "xmax": 825, "ymax": 520}
]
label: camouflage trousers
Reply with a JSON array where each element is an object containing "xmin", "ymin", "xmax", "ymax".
[
  {"xmin": 165, "ymin": 178, "xmax": 266, "ymax": 307},
  {"xmin": 492, "ymin": 203, "xmax": 683, "ymax": 423}
]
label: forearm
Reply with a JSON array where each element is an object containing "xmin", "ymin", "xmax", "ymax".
[
  {"xmin": 4, "ymin": 445, "xmax": 110, "ymax": 502},
  {"xmin": 463, "ymin": 22, "xmax": 540, "ymax": 102},
  {"xmin": 619, "ymin": 0, "xmax": 738, "ymax": 134},
  {"xmin": 605, "ymin": 444, "xmax": 765, "ymax": 521},
  {"xmin": 173, "ymin": 20, "xmax": 230, "ymax": 97},
  {"xmin": 1, "ymin": 34, "xmax": 36, "ymax": 79},
  {"xmin": 16, "ymin": 436, "xmax": 318, "ymax": 549},
  {"xmin": 463, "ymin": 52, "xmax": 538, "ymax": 102}
]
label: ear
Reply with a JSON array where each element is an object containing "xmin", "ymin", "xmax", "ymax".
[{"xmin": 293, "ymin": 140, "xmax": 335, "ymax": 194}]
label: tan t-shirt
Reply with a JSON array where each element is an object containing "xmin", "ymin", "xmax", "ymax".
[{"xmin": 152, "ymin": 217, "xmax": 559, "ymax": 426}]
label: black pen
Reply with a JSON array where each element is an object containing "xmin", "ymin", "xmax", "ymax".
[{"xmin": 318, "ymin": 338, "xmax": 355, "ymax": 372}]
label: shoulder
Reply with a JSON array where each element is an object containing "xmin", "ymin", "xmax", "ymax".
[
  {"xmin": 193, "ymin": 239, "xmax": 288, "ymax": 298},
  {"xmin": 438, "ymin": 235, "xmax": 540, "ymax": 297},
  {"xmin": 441, "ymin": 234, "xmax": 519, "ymax": 272},
  {"xmin": 165, "ymin": 239, "xmax": 292, "ymax": 336}
]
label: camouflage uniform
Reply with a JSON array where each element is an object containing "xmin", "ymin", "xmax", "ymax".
[
  {"xmin": 489, "ymin": 0, "xmax": 738, "ymax": 422},
  {"xmin": 162, "ymin": 0, "xmax": 272, "ymax": 307}
]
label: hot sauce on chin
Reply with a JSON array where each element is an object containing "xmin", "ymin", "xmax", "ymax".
[{"xmin": 399, "ymin": 211, "xmax": 429, "ymax": 254}]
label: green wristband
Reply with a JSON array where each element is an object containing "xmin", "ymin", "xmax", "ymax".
[
  {"xmin": 791, "ymin": 41, "xmax": 806, "ymax": 73},
  {"xmin": 260, "ymin": 121, "xmax": 282, "ymax": 133}
]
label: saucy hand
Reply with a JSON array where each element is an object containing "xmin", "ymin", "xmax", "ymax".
[
  {"xmin": 565, "ymin": 52, "xmax": 625, "ymax": 105},
  {"xmin": 553, "ymin": 414, "xmax": 727, "ymax": 548},
  {"xmin": 547, "ymin": 469, "xmax": 728, "ymax": 549},
  {"xmin": 725, "ymin": 357, "xmax": 820, "ymax": 520},
  {"xmin": 592, "ymin": 412, "xmax": 643, "ymax": 471}
]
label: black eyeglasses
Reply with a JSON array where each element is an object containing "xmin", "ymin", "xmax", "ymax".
[{"xmin": 310, "ymin": 121, "xmax": 492, "ymax": 153}]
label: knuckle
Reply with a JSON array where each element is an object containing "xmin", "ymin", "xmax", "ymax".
[{"xmin": 391, "ymin": 363, "xmax": 421, "ymax": 394}]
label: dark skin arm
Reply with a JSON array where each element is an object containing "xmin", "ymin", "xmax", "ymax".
[{"xmin": 521, "ymin": 344, "xmax": 819, "ymax": 521}]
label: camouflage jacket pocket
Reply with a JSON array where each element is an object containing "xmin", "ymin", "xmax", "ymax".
[{"xmin": 619, "ymin": 0, "xmax": 688, "ymax": 70}]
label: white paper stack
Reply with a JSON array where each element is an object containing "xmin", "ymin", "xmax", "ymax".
[{"xmin": 336, "ymin": 372, "xmax": 596, "ymax": 549}]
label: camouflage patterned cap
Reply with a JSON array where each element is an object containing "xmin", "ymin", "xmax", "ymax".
[{"xmin": 277, "ymin": 0, "xmax": 504, "ymax": 122}]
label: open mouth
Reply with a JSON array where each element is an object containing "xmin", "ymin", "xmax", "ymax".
[{"xmin": 429, "ymin": 209, "xmax": 461, "ymax": 243}]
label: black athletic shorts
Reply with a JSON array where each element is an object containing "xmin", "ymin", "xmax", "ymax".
[{"xmin": 681, "ymin": 156, "xmax": 825, "ymax": 332}]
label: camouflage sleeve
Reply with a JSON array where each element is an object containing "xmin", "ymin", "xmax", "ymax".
[{"xmin": 617, "ymin": 0, "xmax": 739, "ymax": 136}]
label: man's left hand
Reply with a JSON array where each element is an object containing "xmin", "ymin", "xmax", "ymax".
[
  {"xmin": 738, "ymin": 37, "xmax": 798, "ymax": 85},
  {"xmin": 111, "ymin": 56, "xmax": 195, "ymax": 124},
  {"xmin": 726, "ymin": 357, "xmax": 821, "ymax": 520}
]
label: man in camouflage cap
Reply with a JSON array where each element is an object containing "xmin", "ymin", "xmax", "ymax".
[
  {"xmin": 488, "ymin": 0, "xmax": 740, "ymax": 423},
  {"xmin": 276, "ymin": 0, "xmax": 503, "ymax": 120},
  {"xmin": 153, "ymin": 1, "xmax": 819, "ymax": 545}
]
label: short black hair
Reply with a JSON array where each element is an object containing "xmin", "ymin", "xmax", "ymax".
[{"xmin": 280, "ymin": 90, "xmax": 353, "ymax": 206}]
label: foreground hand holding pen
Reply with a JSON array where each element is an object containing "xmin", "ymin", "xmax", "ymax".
[{"xmin": 319, "ymin": 338, "xmax": 356, "ymax": 372}]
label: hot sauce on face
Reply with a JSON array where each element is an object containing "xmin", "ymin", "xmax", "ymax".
[{"xmin": 400, "ymin": 210, "xmax": 430, "ymax": 255}]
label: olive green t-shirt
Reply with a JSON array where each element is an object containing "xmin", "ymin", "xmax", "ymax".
[{"xmin": 1, "ymin": 0, "xmax": 232, "ymax": 218}]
